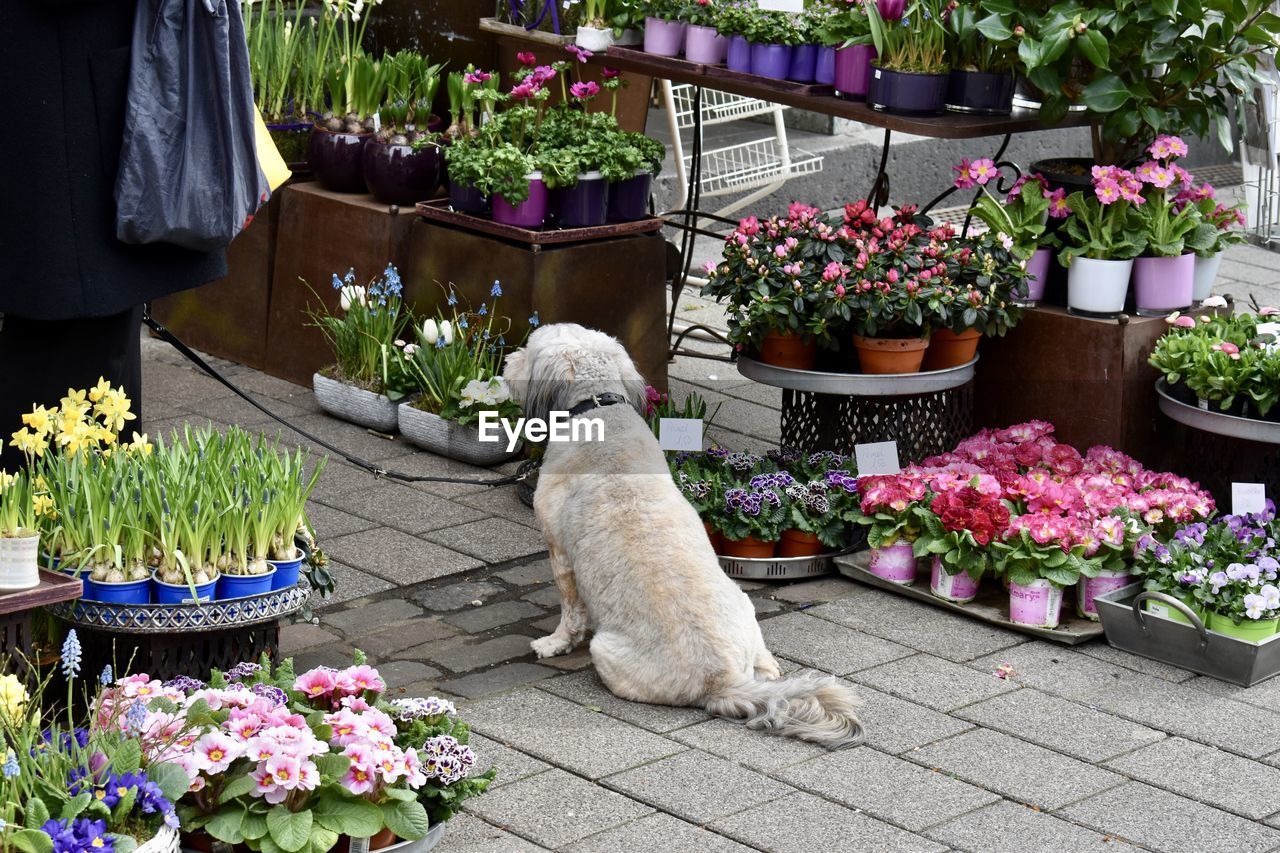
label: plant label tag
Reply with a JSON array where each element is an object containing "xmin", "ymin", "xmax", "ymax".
[
  {"xmin": 855, "ymin": 440, "xmax": 900, "ymax": 476},
  {"xmin": 372, "ymin": 111, "xmax": 382, "ymax": 133},
  {"xmin": 659, "ymin": 418, "xmax": 703, "ymax": 451},
  {"xmin": 1232, "ymin": 482, "xmax": 1267, "ymax": 516},
  {"xmin": 758, "ymin": 0, "xmax": 803, "ymax": 10},
  {"xmin": 1147, "ymin": 602, "xmax": 1170, "ymax": 619},
  {"xmin": 1257, "ymin": 321, "xmax": 1280, "ymax": 337}
]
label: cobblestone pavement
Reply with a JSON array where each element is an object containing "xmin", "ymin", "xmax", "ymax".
[{"xmin": 140, "ymin": 242, "xmax": 1280, "ymax": 852}]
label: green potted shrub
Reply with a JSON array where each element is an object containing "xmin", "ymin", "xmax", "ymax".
[
  {"xmin": 922, "ymin": 229, "xmax": 1028, "ymax": 370},
  {"xmin": 944, "ymin": 0, "xmax": 1018, "ymax": 114}
]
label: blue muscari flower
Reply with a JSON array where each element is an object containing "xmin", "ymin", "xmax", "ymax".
[
  {"xmin": 331, "ymin": 273, "xmax": 342, "ymax": 290},
  {"xmin": 497, "ymin": 334, "xmax": 506, "ymax": 347},
  {"xmin": 478, "ymin": 304, "xmax": 488, "ymax": 316},
  {"xmin": 447, "ymin": 290, "xmax": 458, "ymax": 306},
  {"xmin": 61, "ymin": 630, "xmax": 81, "ymax": 680},
  {"xmin": 491, "ymin": 280, "xmax": 503, "ymax": 297},
  {"xmin": 2, "ymin": 752, "xmax": 19, "ymax": 778},
  {"xmin": 458, "ymin": 316, "xmax": 469, "ymax": 330},
  {"xmin": 125, "ymin": 700, "xmax": 147, "ymax": 734},
  {"xmin": 343, "ymin": 268, "xmax": 356, "ymax": 285},
  {"xmin": 383, "ymin": 264, "xmax": 403, "ymax": 296},
  {"xmin": 528, "ymin": 311, "xmax": 540, "ymax": 327},
  {"xmin": 435, "ymin": 335, "xmax": 446, "ymax": 349}
]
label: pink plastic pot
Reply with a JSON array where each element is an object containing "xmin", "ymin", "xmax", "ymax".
[
  {"xmin": 685, "ymin": 24, "xmax": 728, "ymax": 65},
  {"xmin": 930, "ymin": 557, "xmax": 981, "ymax": 603},
  {"xmin": 833, "ymin": 45, "xmax": 875, "ymax": 99},
  {"xmin": 1020, "ymin": 247, "xmax": 1052, "ymax": 305},
  {"xmin": 1077, "ymin": 569, "xmax": 1134, "ymax": 620},
  {"xmin": 492, "ymin": 173, "xmax": 548, "ymax": 229},
  {"xmin": 1008, "ymin": 579, "xmax": 1064, "ymax": 628},
  {"xmin": 644, "ymin": 17, "xmax": 686, "ymax": 57},
  {"xmin": 1133, "ymin": 253, "xmax": 1194, "ymax": 316},
  {"xmin": 867, "ymin": 542, "xmax": 917, "ymax": 585}
]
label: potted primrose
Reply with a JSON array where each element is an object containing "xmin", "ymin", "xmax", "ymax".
[
  {"xmin": 912, "ymin": 484, "xmax": 1009, "ymax": 603},
  {"xmin": 993, "ymin": 516, "xmax": 1097, "ymax": 629},
  {"xmin": 850, "ymin": 474, "xmax": 929, "ymax": 585},
  {"xmin": 1053, "ymin": 166, "xmax": 1146, "ymax": 318}
]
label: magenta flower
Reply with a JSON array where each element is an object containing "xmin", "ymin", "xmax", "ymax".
[
  {"xmin": 517, "ymin": 51, "xmax": 537, "ymax": 66},
  {"xmin": 294, "ymin": 669, "xmax": 336, "ymax": 700},
  {"xmin": 1047, "ymin": 189, "xmax": 1071, "ymax": 218},
  {"xmin": 509, "ymin": 81, "xmax": 539, "ymax": 101},
  {"xmin": 878, "ymin": 0, "xmax": 906, "ymax": 21},
  {"xmin": 602, "ymin": 66, "xmax": 621, "ymax": 79},
  {"xmin": 570, "ymin": 80, "xmax": 601, "ymax": 99},
  {"xmin": 463, "ymin": 71, "xmax": 492, "ymax": 85},
  {"xmin": 566, "ymin": 44, "xmax": 593, "ymax": 63},
  {"xmin": 969, "ymin": 158, "xmax": 997, "ymax": 185},
  {"xmin": 1094, "ymin": 178, "xmax": 1122, "ymax": 205},
  {"xmin": 952, "ymin": 159, "xmax": 975, "ymax": 189}
]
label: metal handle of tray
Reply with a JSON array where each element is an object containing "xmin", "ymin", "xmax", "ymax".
[{"xmin": 1131, "ymin": 590, "xmax": 1209, "ymax": 649}]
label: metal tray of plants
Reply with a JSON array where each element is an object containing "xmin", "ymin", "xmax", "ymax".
[
  {"xmin": 1156, "ymin": 380, "xmax": 1280, "ymax": 445},
  {"xmin": 720, "ymin": 537, "xmax": 864, "ymax": 582},
  {"xmin": 46, "ymin": 583, "xmax": 310, "ymax": 634},
  {"xmin": 737, "ymin": 356, "xmax": 977, "ymax": 396},
  {"xmin": 1095, "ymin": 583, "xmax": 1280, "ymax": 686}
]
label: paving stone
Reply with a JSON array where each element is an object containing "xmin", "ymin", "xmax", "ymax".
[
  {"xmin": 427, "ymin": 634, "xmax": 538, "ymax": 673},
  {"xmin": 1221, "ymin": 257, "xmax": 1280, "ymax": 286},
  {"xmin": 305, "ymin": 499, "xmax": 378, "ymax": 539},
  {"xmin": 759, "ymin": 612, "xmax": 915, "ymax": 676},
  {"xmin": 909, "ymin": 727, "xmax": 1124, "ymax": 810},
  {"xmin": 669, "ymin": 718, "xmax": 828, "ymax": 772},
  {"xmin": 711, "ymin": 791, "xmax": 946, "ymax": 853},
  {"xmin": 390, "ymin": 451, "xmax": 503, "ymax": 498},
  {"xmin": 279, "ymin": 622, "xmax": 338, "ymax": 654},
  {"xmin": 969, "ymin": 643, "xmax": 1133, "ymax": 699},
  {"xmin": 187, "ymin": 393, "xmax": 311, "ymax": 428},
  {"xmin": 779, "ymin": 747, "xmax": 999, "ymax": 832},
  {"xmin": 288, "ymin": 412, "xmax": 415, "ymax": 462},
  {"xmin": 445, "ymin": 600, "xmax": 546, "ymax": 633},
  {"xmin": 310, "ymin": 459, "xmax": 385, "ymax": 499},
  {"xmin": 325, "ymin": 527, "xmax": 483, "ymax": 584},
  {"xmin": 142, "ymin": 362, "xmax": 236, "ymax": 409},
  {"xmin": 496, "ymin": 559, "xmax": 552, "ymax": 586},
  {"xmin": 529, "ymin": 615, "xmax": 561, "ymax": 634},
  {"xmin": 224, "ymin": 369, "xmax": 312, "ymax": 403},
  {"xmin": 463, "ymin": 689, "xmax": 684, "ymax": 779},
  {"xmin": 849, "ymin": 684, "xmax": 975, "ymax": 756},
  {"xmin": 1059, "ymin": 782, "xmax": 1280, "ymax": 853},
  {"xmin": 316, "ymin": 481, "xmax": 488, "ymax": 534},
  {"xmin": 440, "ymin": 814, "xmax": 549, "ymax": 852},
  {"xmin": 811, "ymin": 588, "xmax": 1026, "ymax": 662},
  {"xmin": 539, "ymin": 647, "xmax": 594, "ymax": 671},
  {"xmin": 414, "ymin": 579, "xmax": 506, "ymax": 611},
  {"xmin": 927, "ymin": 799, "xmax": 1138, "ymax": 853},
  {"xmin": 354, "ymin": 618, "xmax": 459, "ymax": 659},
  {"xmin": 1077, "ymin": 641, "xmax": 1198, "ymax": 683},
  {"xmin": 603, "ymin": 749, "xmax": 794, "ymax": 824},
  {"xmin": 313, "ymin": 563, "xmax": 395, "ymax": 609},
  {"xmin": 1187, "ymin": 672, "xmax": 1280, "ymax": 716},
  {"xmin": 751, "ymin": 597, "xmax": 783, "ymax": 615},
  {"xmin": 290, "ymin": 645, "xmax": 354, "ymax": 674},
  {"xmin": 768, "ymin": 577, "xmax": 860, "ymax": 605},
  {"xmin": 564, "ymin": 813, "xmax": 752, "ymax": 853},
  {"xmin": 955, "ymin": 688, "xmax": 1166, "ymax": 763},
  {"xmin": 468, "ymin": 733, "xmax": 553, "ymax": 788},
  {"xmin": 854, "ymin": 653, "xmax": 1017, "ymax": 712},
  {"xmin": 425, "ymin": 518, "xmax": 548, "ymax": 563},
  {"xmin": 438, "ymin": 663, "xmax": 559, "ymax": 698},
  {"xmin": 376, "ymin": 660, "xmax": 442, "ymax": 689},
  {"xmin": 538, "ymin": 670, "xmax": 709, "ymax": 733},
  {"xmin": 465, "ymin": 768, "xmax": 653, "ymax": 849},
  {"xmin": 458, "ymin": 488, "xmax": 541, "ymax": 530},
  {"xmin": 522, "ymin": 586, "xmax": 563, "ymax": 609},
  {"xmin": 1106, "ymin": 737, "xmax": 1280, "ymax": 820},
  {"xmin": 322, "ymin": 598, "xmax": 424, "ymax": 634}
]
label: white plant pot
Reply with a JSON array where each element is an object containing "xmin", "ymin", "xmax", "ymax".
[
  {"xmin": 576, "ymin": 24, "xmax": 615, "ymax": 51},
  {"xmin": 0, "ymin": 534, "xmax": 40, "ymax": 591},
  {"xmin": 313, "ymin": 372, "xmax": 399, "ymax": 432},
  {"xmin": 136, "ymin": 825, "xmax": 179, "ymax": 853},
  {"xmin": 1067, "ymin": 256, "xmax": 1133, "ymax": 317},
  {"xmin": 1193, "ymin": 251, "xmax": 1225, "ymax": 304},
  {"xmin": 398, "ymin": 402, "xmax": 522, "ymax": 466}
]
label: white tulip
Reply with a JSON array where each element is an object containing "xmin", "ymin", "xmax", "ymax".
[
  {"xmin": 440, "ymin": 320, "xmax": 454, "ymax": 345},
  {"xmin": 339, "ymin": 284, "xmax": 366, "ymax": 312},
  {"xmin": 421, "ymin": 319, "xmax": 439, "ymax": 343}
]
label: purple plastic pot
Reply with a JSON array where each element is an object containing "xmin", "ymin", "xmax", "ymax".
[
  {"xmin": 550, "ymin": 172, "xmax": 609, "ymax": 228},
  {"xmin": 644, "ymin": 16, "xmax": 686, "ymax": 57},
  {"xmin": 308, "ymin": 127, "xmax": 372, "ymax": 193},
  {"xmin": 815, "ymin": 46, "xmax": 837, "ymax": 85},
  {"xmin": 727, "ymin": 35, "xmax": 752, "ymax": 72},
  {"xmin": 362, "ymin": 140, "xmax": 443, "ymax": 206},
  {"xmin": 946, "ymin": 70, "xmax": 1015, "ymax": 115},
  {"xmin": 1133, "ymin": 253, "xmax": 1195, "ymax": 316},
  {"xmin": 448, "ymin": 179, "xmax": 489, "ymax": 215},
  {"xmin": 787, "ymin": 43, "xmax": 818, "ymax": 82},
  {"xmin": 493, "ymin": 173, "xmax": 549, "ymax": 229},
  {"xmin": 750, "ymin": 43, "xmax": 792, "ymax": 80},
  {"xmin": 833, "ymin": 45, "xmax": 875, "ymax": 99},
  {"xmin": 685, "ymin": 23, "xmax": 728, "ymax": 65},
  {"xmin": 1019, "ymin": 247, "xmax": 1052, "ymax": 305},
  {"xmin": 607, "ymin": 171, "xmax": 653, "ymax": 222},
  {"xmin": 868, "ymin": 67, "xmax": 948, "ymax": 115}
]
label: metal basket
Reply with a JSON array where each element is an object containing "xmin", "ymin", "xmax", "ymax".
[
  {"xmin": 47, "ymin": 584, "xmax": 309, "ymax": 634},
  {"xmin": 719, "ymin": 537, "xmax": 863, "ymax": 581}
]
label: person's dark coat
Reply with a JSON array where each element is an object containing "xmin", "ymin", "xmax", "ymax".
[{"xmin": 3, "ymin": 0, "xmax": 227, "ymax": 321}]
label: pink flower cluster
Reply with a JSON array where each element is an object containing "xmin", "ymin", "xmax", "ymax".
[
  {"xmin": 325, "ymin": 705, "xmax": 427, "ymax": 796},
  {"xmin": 293, "ymin": 664, "xmax": 387, "ymax": 709}
]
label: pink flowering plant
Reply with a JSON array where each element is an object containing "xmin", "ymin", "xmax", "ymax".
[
  {"xmin": 1174, "ymin": 177, "xmax": 1248, "ymax": 258},
  {"xmin": 955, "ymin": 161, "xmax": 1066, "ymax": 262},
  {"xmin": 1149, "ymin": 312, "xmax": 1280, "ymax": 417},
  {"xmin": 851, "ymin": 472, "xmax": 931, "ymax": 548},
  {"xmin": 1053, "ymin": 165, "xmax": 1146, "ymax": 265},
  {"xmin": 931, "ymin": 230, "xmax": 1027, "ymax": 336},
  {"xmin": 1129, "ymin": 135, "xmax": 1215, "ymax": 258}
]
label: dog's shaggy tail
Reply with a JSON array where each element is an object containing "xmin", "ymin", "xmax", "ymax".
[{"xmin": 705, "ymin": 672, "xmax": 866, "ymax": 748}]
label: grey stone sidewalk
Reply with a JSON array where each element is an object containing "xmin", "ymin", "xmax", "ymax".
[{"xmin": 138, "ymin": 240, "xmax": 1280, "ymax": 853}]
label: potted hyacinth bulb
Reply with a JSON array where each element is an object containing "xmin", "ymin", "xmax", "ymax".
[
  {"xmin": 311, "ymin": 55, "xmax": 385, "ymax": 193},
  {"xmin": 576, "ymin": 0, "xmax": 616, "ymax": 51},
  {"xmin": 0, "ymin": 467, "xmax": 39, "ymax": 591},
  {"xmin": 361, "ymin": 55, "xmax": 447, "ymax": 206},
  {"xmin": 865, "ymin": 0, "xmax": 950, "ymax": 114}
]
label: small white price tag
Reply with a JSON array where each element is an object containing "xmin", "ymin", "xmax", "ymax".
[
  {"xmin": 855, "ymin": 440, "xmax": 901, "ymax": 476},
  {"xmin": 372, "ymin": 111, "xmax": 382, "ymax": 133},
  {"xmin": 1232, "ymin": 482, "xmax": 1268, "ymax": 516},
  {"xmin": 758, "ymin": 0, "xmax": 804, "ymax": 9},
  {"xmin": 658, "ymin": 418, "xmax": 704, "ymax": 452}
]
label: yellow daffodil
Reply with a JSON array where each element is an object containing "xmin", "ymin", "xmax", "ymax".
[
  {"xmin": 9, "ymin": 427, "xmax": 48, "ymax": 459},
  {"xmin": 87, "ymin": 376, "xmax": 113, "ymax": 403},
  {"xmin": 94, "ymin": 389, "xmax": 136, "ymax": 434},
  {"xmin": 0, "ymin": 471, "xmax": 14, "ymax": 490},
  {"xmin": 33, "ymin": 493, "xmax": 56, "ymax": 519},
  {"xmin": 21, "ymin": 404, "xmax": 57, "ymax": 437},
  {"xmin": 57, "ymin": 416, "xmax": 99, "ymax": 456},
  {"xmin": 127, "ymin": 432, "xmax": 154, "ymax": 456},
  {"xmin": 96, "ymin": 424, "xmax": 118, "ymax": 446},
  {"xmin": 0, "ymin": 673, "xmax": 27, "ymax": 718}
]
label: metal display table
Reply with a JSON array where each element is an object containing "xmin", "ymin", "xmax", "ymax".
[
  {"xmin": 0, "ymin": 569, "xmax": 83, "ymax": 674},
  {"xmin": 739, "ymin": 356, "xmax": 976, "ymax": 462}
]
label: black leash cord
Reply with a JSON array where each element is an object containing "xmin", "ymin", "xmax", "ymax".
[{"xmin": 142, "ymin": 309, "xmax": 535, "ymax": 488}]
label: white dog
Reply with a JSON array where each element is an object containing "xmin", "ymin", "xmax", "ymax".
[{"xmin": 503, "ymin": 323, "xmax": 865, "ymax": 747}]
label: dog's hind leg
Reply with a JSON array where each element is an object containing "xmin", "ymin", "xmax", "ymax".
[
  {"xmin": 530, "ymin": 537, "xmax": 589, "ymax": 659},
  {"xmin": 754, "ymin": 645, "xmax": 782, "ymax": 680}
]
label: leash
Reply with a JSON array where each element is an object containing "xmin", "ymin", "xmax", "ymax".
[{"xmin": 141, "ymin": 308, "xmax": 537, "ymax": 488}]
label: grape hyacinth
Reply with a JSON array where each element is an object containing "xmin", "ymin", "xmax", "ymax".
[
  {"xmin": 61, "ymin": 630, "xmax": 82, "ymax": 680},
  {"xmin": 98, "ymin": 665, "xmax": 113, "ymax": 686}
]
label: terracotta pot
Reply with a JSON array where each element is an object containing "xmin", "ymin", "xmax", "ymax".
[
  {"xmin": 922, "ymin": 328, "xmax": 981, "ymax": 371},
  {"xmin": 758, "ymin": 331, "xmax": 817, "ymax": 369},
  {"xmin": 721, "ymin": 535, "xmax": 776, "ymax": 558},
  {"xmin": 703, "ymin": 521, "xmax": 723, "ymax": 554},
  {"xmin": 778, "ymin": 529, "xmax": 824, "ymax": 557},
  {"xmin": 181, "ymin": 832, "xmax": 250, "ymax": 853},
  {"xmin": 852, "ymin": 335, "xmax": 929, "ymax": 374}
]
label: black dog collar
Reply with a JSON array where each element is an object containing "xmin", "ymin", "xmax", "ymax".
[{"xmin": 567, "ymin": 393, "xmax": 629, "ymax": 417}]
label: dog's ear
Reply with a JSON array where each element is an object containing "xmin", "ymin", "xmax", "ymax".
[
  {"xmin": 503, "ymin": 346, "xmax": 530, "ymax": 403},
  {"xmin": 607, "ymin": 338, "xmax": 648, "ymax": 412}
]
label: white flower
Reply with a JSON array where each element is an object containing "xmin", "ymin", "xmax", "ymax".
[
  {"xmin": 440, "ymin": 320, "xmax": 454, "ymax": 345},
  {"xmin": 394, "ymin": 339, "xmax": 406, "ymax": 348},
  {"xmin": 421, "ymin": 319, "xmax": 439, "ymax": 343},
  {"xmin": 459, "ymin": 379, "xmax": 488, "ymax": 408},
  {"xmin": 339, "ymin": 285, "xmax": 367, "ymax": 312},
  {"xmin": 403, "ymin": 343, "xmax": 418, "ymax": 356},
  {"xmin": 995, "ymin": 232, "xmax": 1014, "ymax": 250},
  {"xmin": 1200, "ymin": 295, "xmax": 1228, "ymax": 308},
  {"xmin": 488, "ymin": 377, "xmax": 512, "ymax": 404},
  {"xmin": 1262, "ymin": 584, "xmax": 1280, "ymax": 610}
]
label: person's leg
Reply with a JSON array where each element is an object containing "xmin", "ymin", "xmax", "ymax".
[{"xmin": 0, "ymin": 305, "xmax": 143, "ymax": 469}]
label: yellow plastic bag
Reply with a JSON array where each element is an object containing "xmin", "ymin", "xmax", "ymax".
[{"xmin": 254, "ymin": 107, "xmax": 292, "ymax": 192}]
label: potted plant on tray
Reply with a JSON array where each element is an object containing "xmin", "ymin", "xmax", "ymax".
[
  {"xmin": 684, "ymin": 0, "xmax": 728, "ymax": 65},
  {"xmin": 1052, "ymin": 166, "xmax": 1146, "ymax": 318},
  {"xmin": 0, "ymin": 460, "xmax": 38, "ymax": 591},
  {"xmin": 362, "ymin": 53, "xmax": 446, "ymax": 206},
  {"xmin": 851, "ymin": 473, "xmax": 929, "ymax": 584},
  {"xmin": 913, "ymin": 481, "xmax": 1010, "ymax": 603},
  {"xmin": 944, "ymin": 0, "xmax": 1016, "ymax": 114},
  {"xmin": 865, "ymin": 0, "xmax": 950, "ymax": 114},
  {"xmin": 717, "ymin": 0, "xmax": 756, "ymax": 72},
  {"xmin": 814, "ymin": 0, "xmax": 874, "ymax": 98},
  {"xmin": 715, "ymin": 478, "xmax": 789, "ymax": 559},
  {"xmin": 644, "ymin": 0, "xmax": 691, "ymax": 57},
  {"xmin": 744, "ymin": 8, "xmax": 805, "ymax": 80},
  {"xmin": 310, "ymin": 264, "xmax": 409, "ymax": 432}
]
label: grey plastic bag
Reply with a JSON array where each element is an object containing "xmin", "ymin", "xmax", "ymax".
[{"xmin": 115, "ymin": 0, "xmax": 268, "ymax": 251}]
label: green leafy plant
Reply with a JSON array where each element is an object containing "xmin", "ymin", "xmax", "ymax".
[
  {"xmin": 308, "ymin": 264, "xmax": 409, "ymax": 396},
  {"xmin": 933, "ymin": 231, "xmax": 1028, "ymax": 335},
  {"xmin": 745, "ymin": 8, "xmax": 806, "ymax": 45},
  {"xmin": 1052, "ymin": 166, "xmax": 1146, "ymax": 265},
  {"xmin": 812, "ymin": 0, "xmax": 872, "ymax": 47},
  {"xmin": 946, "ymin": 0, "xmax": 1016, "ymax": 72},
  {"xmin": 866, "ymin": 0, "xmax": 949, "ymax": 72}
]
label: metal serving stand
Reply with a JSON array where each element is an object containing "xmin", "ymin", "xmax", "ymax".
[
  {"xmin": 738, "ymin": 356, "xmax": 977, "ymax": 462},
  {"xmin": 1095, "ymin": 584, "xmax": 1280, "ymax": 686}
]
